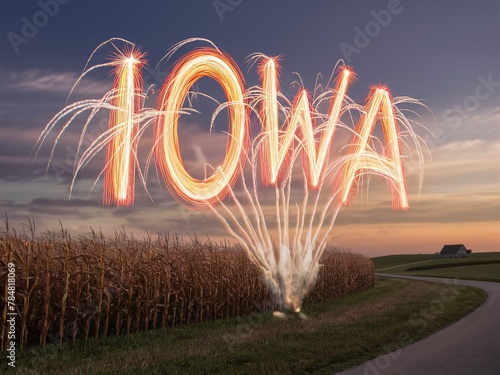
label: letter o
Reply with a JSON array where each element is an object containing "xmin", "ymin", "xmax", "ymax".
[
  {"xmin": 430, "ymin": 299, "xmax": 445, "ymax": 314},
  {"xmin": 33, "ymin": 11, "xmax": 49, "ymax": 27},
  {"xmin": 374, "ymin": 354, "xmax": 391, "ymax": 370},
  {"xmin": 155, "ymin": 48, "xmax": 247, "ymax": 207},
  {"xmin": 365, "ymin": 20, "xmax": 381, "ymax": 37},
  {"xmin": 463, "ymin": 95, "xmax": 479, "ymax": 112}
]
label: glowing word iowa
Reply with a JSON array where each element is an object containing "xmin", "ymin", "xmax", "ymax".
[
  {"xmin": 101, "ymin": 46, "xmax": 407, "ymax": 210},
  {"xmin": 39, "ymin": 38, "xmax": 421, "ymax": 311}
]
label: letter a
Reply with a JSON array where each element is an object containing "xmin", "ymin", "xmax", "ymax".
[
  {"xmin": 7, "ymin": 32, "xmax": 29, "ymax": 53},
  {"xmin": 335, "ymin": 87, "xmax": 408, "ymax": 210},
  {"xmin": 213, "ymin": 0, "xmax": 234, "ymax": 21}
]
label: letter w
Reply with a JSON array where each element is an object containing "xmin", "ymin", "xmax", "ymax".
[{"xmin": 259, "ymin": 57, "xmax": 351, "ymax": 188}]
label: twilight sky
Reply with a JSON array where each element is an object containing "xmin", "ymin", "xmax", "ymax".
[{"xmin": 1, "ymin": 0, "xmax": 499, "ymax": 256}]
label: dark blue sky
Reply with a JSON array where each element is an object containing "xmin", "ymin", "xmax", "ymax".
[
  {"xmin": 1, "ymin": 0, "xmax": 499, "ymax": 255},
  {"xmin": 1, "ymin": 0, "xmax": 499, "ymax": 106}
]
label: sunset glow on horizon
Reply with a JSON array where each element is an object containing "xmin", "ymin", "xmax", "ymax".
[{"xmin": 1, "ymin": 1, "xmax": 498, "ymax": 258}]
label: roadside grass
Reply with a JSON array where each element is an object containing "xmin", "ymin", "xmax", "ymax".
[
  {"xmin": 373, "ymin": 252, "xmax": 500, "ymax": 282},
  {"xmin": 373, "ymin": 254, "xmax": 435, "ymax": 271},
  {"xmin": 8, "ymin": 277, "xmax": 487, "ymax": 375},
  {"xmin": 1, "ymin": 226, "xmax": 374, "ymax": 350},
  {"xmin": 404, "ymin": 264, "xmax": 500, "ymax": 282}
]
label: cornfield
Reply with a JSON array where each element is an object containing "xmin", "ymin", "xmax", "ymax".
[{"xmin": 0, "ymin": 221, "xmax": 374, "ymax": 350}]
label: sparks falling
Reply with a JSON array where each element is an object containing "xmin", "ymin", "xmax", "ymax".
[
  {"xmin": 104, "ymin": 49, "xmax": 145, "ymax": 206},
  {"xmin": 38, "ymin": 38, "xmax": 427, "ymax": 313},
  {"xmin": 259, "ymin": 58, "xmax": 353, "ymax": 189},
  {"xmin": 203, "ymin": 54, "xmax": 423, "ymax": 311},
  {"xmin": 35, "ymin": 38, "xmax": 148, "ymax": 204}
]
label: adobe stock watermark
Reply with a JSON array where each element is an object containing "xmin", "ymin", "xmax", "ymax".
[
  {"xmin": 213, "ymin": 0, "xmax": 243, "ymax": 22},
  {"xmin": 3, "ymin": 260, "xmax": 78, "ymax": 373},
  {"xmin": 143, "ymin": 65, "xmax": 168, "ymax": 91},
  {"xmin": 340, "ymin": 0, "xmax": 404, "ymax": 63},
  {"xmin": 176, "ymin": 144, "xmax": 210, "ymax": 224},
  {"xmin": 402, "ymin": 73, "xmax": 499, "ymax": 179},
  {"xmin": 7, "ymin": 0, "xmax": 72, "ymax": 54},
  {"xmin": 362, "ymin": 278, "xmax": 467, "ymax": 375},
  {"xmin": 423, "ymin": 73, "xmax": 500, "ymax": 153},
  {"xmin": 47, "ymin": 64, "xmax": 167, "ymax": 182},
  {"xmin": 6, "ymin": 263, "xmax": 17, "ymax": 368},
  {"xmin": 15, "ymin": 288, "xmax": 103, "ymax": 373},
  {"xmin": 13, "ymin": 321, "xmax": 79, "ymax": 374},
  {"xmin": 47, "ymin": 99, "xmax": 209, "ymax": 228},
  {"xmin": 222, "ymin": 299, "xmax": 274, "ymax": 353},
  {"xmin": 48, "ymin": 117, "xmax": 109, "ymax": 183}
]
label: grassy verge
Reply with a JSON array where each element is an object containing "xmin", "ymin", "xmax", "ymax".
[
  {"xmin": 404, "ymin": 264, "xmax": 500, "ymax": 282},
  {"xmin": 1, "ymin": 226, "xmax": 373, "ymax": 350},
  {"xmin": 373, "ymin": 253, "xmax": 500, "ymax": 282},
  {"xmin": 7, "ymin": 277, "xmax": 487, "ymax": 374}
]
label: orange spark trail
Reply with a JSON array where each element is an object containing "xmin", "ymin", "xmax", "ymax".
[
  {"xmin": 335, "ymin": 86, "xmax": 409, "ymax": 210},
  {"xmin": 154, "ymin": 48, "xmax": 248, "ymax": 208},
  {"xmin": 259, "ymin": 58, "xmax": 353, "ymax": 188},
  {"xmin": 104, "ymin": 49, "xmax": 145, "ymax": 206},
  {"xmin": 38, "ymin": 38, "xmax": 426, "ymax": 312}
]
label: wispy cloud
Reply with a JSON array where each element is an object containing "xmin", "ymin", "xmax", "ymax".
[
  {"xmin": 1, "ymin": 72, "xmax": 498, "ymax": 256},
  {"xmin": 1, "ymin": 67, "xmax": 110, "ymax": 97}
]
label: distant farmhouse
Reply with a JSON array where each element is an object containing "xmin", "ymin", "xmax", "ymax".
[{"xmin": 438, "ymin": 244, "xmax": 470, "ymax": 258}]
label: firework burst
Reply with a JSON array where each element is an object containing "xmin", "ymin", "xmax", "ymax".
[
  {"xmin": 37, "ymin": 38, "xmax": 429, "ymax": 312},
  {"xmin": 35, "ymin": 38, "xmax": 148, "ymax": 204},
  {"xmin": 104, "ymin": 47, "xmax": 146, "ymax": 206}
]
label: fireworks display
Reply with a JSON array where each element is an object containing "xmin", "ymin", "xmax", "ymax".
[
  {"xmin": 37, "ymin": 38, "xmax": 425, "ymax": 312},
  {"xmin": 259, "ymin": 57, "xmax": 352, "ymax": 189},
  {"xmin": 104, "ymin": 47, "xmax": 145, "ymax": 206},
  {"xmin": 155, "ymin": 47, "xmax": 248, "ymax": 207},
  {"xmin": 335, "ymin": 86, "xmax": 409, "ymax": 210}
]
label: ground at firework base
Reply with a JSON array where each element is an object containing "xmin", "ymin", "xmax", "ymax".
[{"xmin": 4, "ymin": 277, "xmax": 486, "ymax": 374}]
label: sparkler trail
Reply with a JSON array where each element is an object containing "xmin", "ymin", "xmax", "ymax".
[
  {"xmin": 334, "ymin": 86, "xmax": 408, "ymax": 210},
  {"xmin": 38, "ymin": 38, "xmax": 427, "ymax": 313},
  {"xmin": 154, "ymin": 47, "xmax": 248, "ymax": 207},
  {"xmin": 259, "ymin": 57, "xmax": 353, "ymax": 188},
  {"xmin": 104, "ymin": 47, "xmax": 146, "ymax": 206},
  {"xmin": 203, "ymin": 54, "xmax": 424, "ymax": 311},
  {"xmin": 35, "ymin": 38, "xmax": 148, "ymax": 203}
]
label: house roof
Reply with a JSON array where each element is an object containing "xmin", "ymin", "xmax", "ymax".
[{"xmin": 440, "ymin": 244, "xmax": 466, "ymax": 254}]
